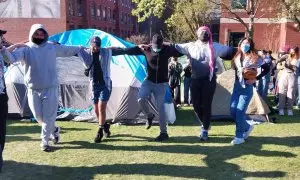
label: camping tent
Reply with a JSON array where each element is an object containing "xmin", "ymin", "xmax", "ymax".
[
  {"xmin": 5, "ymin": 29, "xmax": 270, "ymax": 122},
  {"xmin": 212, "ymin": 69, "xmax": 270, "ymax": 121},
  {"xmin": 5, "ymin": 29, "xmax": 163, "ymax": 123}
]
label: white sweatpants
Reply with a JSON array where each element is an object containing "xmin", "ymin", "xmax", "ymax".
[{"xmin": 27, "ymin": 87, "xmax": 58, "ymax": 143}]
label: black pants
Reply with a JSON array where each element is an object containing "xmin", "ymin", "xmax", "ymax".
[
  {"xmin": 191, "ymin": 76, "xmax": 216, "ymax": 130},
  {"xmin": 0, "ymin": 94, "xmax": 8, "ymax": 149},
  {"xmin": 170, "ymin": 85, "xmax": 181, "ymax": 105},
  {"xmin": 0, "ymin": 94, "xmax": 8, "ymax": 172}
]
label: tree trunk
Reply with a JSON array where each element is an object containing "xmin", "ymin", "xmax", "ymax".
[{"xmin": 248, "ymin": 0, "xmax": 255, "ymax": 39}]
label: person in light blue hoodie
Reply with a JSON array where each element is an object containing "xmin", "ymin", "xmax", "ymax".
[{"xmin": 0, "ymin": 24, "xmax": 82, "ymax": 152}]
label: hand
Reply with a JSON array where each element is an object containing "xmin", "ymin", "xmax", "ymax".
[
  {"xmin": 138, "ymin": 44, "xmax": 149, "ymax": 51},
  {"xmin": 14, "ymin": 43, "xmax": 27, "ymax": 48},
  {"xmin": 246, "ymin": 79, "xmax": 256, "ymax": 85}
]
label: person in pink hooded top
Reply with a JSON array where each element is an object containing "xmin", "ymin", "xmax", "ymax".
[{"xmin": 174, "ymin": 26, "xmax": 237, "ymax": 141}]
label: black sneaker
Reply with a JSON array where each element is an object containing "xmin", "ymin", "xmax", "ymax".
[
  {"xmin": 94, "ymin": 128, "xmax": 104, "ymax": 143},
  {"xmin": 154, "ymin": 133, "xmax": 169, "ymax": 142},
  {"xmin": 51, "ymin": 126, "xmax": 61, "ymax": 144},
  {"xmin": 146, "ymin": 114, "xmax": 155, "ymax": 129},
  {"xmin": 104, "ymin": 123, "xmax": 111, "ymax": 138},
  {"xmin": 41, "ymin": 145, "xmax": 52, "ymax": 152},
  {"xmin": 0, "ymin": 147, "xmax": 3, "ymax": 173}
]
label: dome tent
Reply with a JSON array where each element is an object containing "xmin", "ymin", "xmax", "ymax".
[{"xmin": 5, "ymin": 29, "xmax": 174, "ymax": 123}]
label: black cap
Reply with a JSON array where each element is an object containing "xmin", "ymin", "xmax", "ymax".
[
  {"xmin": 0, "ymin": 29, "xmax": 7, "ymax": 35},
  {"xmin": 151, "ymin": 34, "xmax": 163, "ymax": 49},
  {"xmin": 90, "ymin": 36, "xmax": 101, "ymax": 47}
]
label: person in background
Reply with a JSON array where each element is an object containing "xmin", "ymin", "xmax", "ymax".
[
  {"xmin": 230, "ymin": 37, "xmax": 266, "ymax": 145},
  {"xmin": 174, "ymin": 26, "xmax": 237, "ymax": 141},
  {"xmin": 296, "ymin": 50, "xmax": 300, "ymax": 108},
  {"xmin": 0, "ymin": 29, "xmax": 8, "ymax": 172},
  {"xmin": 168, "ymin": 57, "xmax": 183, "ymax": 108},
  {"xmin": 269, "ymin": 50, "xmax": 277, "ymax": 94},
  {"xmin": 0, "ymin": 24, "xmax": 82, "ymax": 152},
  {"xmin": 275, "ymin": 45, "xmax": 291, "ymax": 106},
  {"xmin": 183, "ymin": 58, "xmax": 192, "ymax": 106},
  {"xmin": 256, "ymin": 50, "xmax": 271, "ymax": 101},
  {"xmin": 277, "ymin": 46, "xmax": 299, "ymax": 116}
]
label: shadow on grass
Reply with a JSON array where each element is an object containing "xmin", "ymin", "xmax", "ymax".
[
  {"xmin": 5, "ymin": 135, "xmax": 40, "ymax": 142},
  {"xmin": 47, "ymin": 136, "xmax": 297, "ymax": 179},
  {"xmin": 6, "ymin": 120, "xmax": 91, "ymax": 136},
  {"xmin": 1, "ymin": 160, "xmax": 285, "ymax": 180}
]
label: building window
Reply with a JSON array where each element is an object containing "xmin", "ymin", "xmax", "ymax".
[
  {"xmin": 97, "ymin": 6, "xmax": 101, "ymax": 19},
  {"xmin": 112, "ymin": 10, "xmax": 116, "ymax": 21},
  {"xmin": 90, "ymin": 2, "xmax": 96, "ymax": 19},
  {"xmin": 103, "ymin": 7, "xmax": 106, "ymax": 20},
  {"xmin": 69, "ymin": 24, "xmax": 75, "ymax": 30},
  {"xmin": 77, "ymin": 0, "xmax": 83, "ymax": 16},
  {"xmin": 231, "ymin": 0, "xmax": 247, "ymax": 9},
  {"xmin": 68, "ymin": 0, "xmax": 74, "ymax": 16},
  {"xmin": 229, "ymin": 32, "xmax": 245, "ymax": 47},
  {"xmin": 107, "ymin": 8, "xmax": 111, "ymax": 21}
]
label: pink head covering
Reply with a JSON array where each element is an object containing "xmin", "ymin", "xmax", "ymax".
[{"xmin": 197, "ymin": 26, "xmax": 214, "ymax": 80}]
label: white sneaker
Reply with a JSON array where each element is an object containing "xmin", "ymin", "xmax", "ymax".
[
  {"xmin": 279, "ymin": 109, "xmax": 284, "ymax": 116},
  {"xmin": 243, "ymin": 125, "xmax": 254, "ymax": 139},
  {"xmin": 231, "ymin": 137, "xmax": 245, "ymax": 145},
  {"xmin": 287, "ymin": 109, "xmax": 293, "ymax": 116}
]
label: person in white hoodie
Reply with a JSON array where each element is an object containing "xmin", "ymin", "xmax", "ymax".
[{"xmin": 0, "ymin": 24, "xmax": 82, "ymax": 152}]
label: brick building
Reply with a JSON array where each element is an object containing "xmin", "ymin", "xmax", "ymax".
[
  {"xmin": 0, "ymin": 0, "xmax": 138, "ymax": 43},
  {"xmin": 219, "ymin": 0, "xmax": 300, "ymax": 51}
]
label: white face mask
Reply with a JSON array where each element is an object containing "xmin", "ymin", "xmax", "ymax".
[{"xmin": 152, "ymin": 47, "xmax": 161, "ymax": 53}]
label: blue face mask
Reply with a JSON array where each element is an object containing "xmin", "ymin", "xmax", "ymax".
[{"xmin": 241, "ymin": 44, "xmax": 250, "ymax": 53}]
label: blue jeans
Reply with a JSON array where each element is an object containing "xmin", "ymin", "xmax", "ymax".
[
  {"xmin": 183, "ymin": 77, "xmax": 192, "ymax": 104},
  {"xmin": 138, "ymin": 80, "xmax": 169, "ymax": 133},
  {"xmin": 257, "ymin": 73, "xmax": 270, "ymax": 101},
  {"xmin": 297, "ymin": 77, "xmax": 300, "ymax": 106},
  {"xmin": 230, "ymin": 81, "xmax": 253, "ymax": 138}
]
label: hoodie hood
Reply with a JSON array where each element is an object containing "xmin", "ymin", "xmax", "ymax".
[{"xmin": 28, "ymin": 24, "xmax": 49, "ymax": 45}]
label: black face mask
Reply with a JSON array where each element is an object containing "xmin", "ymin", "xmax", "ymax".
[
  {"xmin": 198, "ymin": 31, "xmax": 210, "ymax": 42},
  {"xmin": 32, "ymin": 38, "xmax": 44, "ymax": 45}
]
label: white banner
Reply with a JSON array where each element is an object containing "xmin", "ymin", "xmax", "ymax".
[{"xmin": 0, "ymin": 0, "xmax": 60, "ymax": 18}]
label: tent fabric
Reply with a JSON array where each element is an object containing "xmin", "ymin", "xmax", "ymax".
[
  {"xmin": 5, "ymin": 29, "xmax": 269, "ymax": 123},
  {"xmin": 5, "ymin": 29, "xmax": 170, "ymax": 124},
  {"xmin": 212, "ymin": 69, "xmax": 270, "ymax": 121}
]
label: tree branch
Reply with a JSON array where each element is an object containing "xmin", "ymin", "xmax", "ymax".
[
  {"xmin": 253, "ymin": 0, "xmax": 262, "ymax": 16},
  {"xmin": 209, "ymin": 0, "xmax": 248, "ymax": 30}
]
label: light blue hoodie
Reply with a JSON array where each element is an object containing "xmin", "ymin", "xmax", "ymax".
[{"xmin": 5, "ymin": 24, "xmax": 81, "ymax": 89}]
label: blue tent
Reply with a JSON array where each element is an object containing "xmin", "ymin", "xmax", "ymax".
[
  {"xmin": 5, "ymin": 29, "xmax": 175, "ymax": 123},
  {"xmin": 48, "ymin": 29, "xmax": 174, "ymax": 123},
  {"xmin": 49, "ymin": 29, "xmax": 147, "ymax": 82}
]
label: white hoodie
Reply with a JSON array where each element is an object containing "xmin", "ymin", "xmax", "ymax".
[{"xmin": 5, "ymin": 24, "xmax": 81, "ymax": 89}]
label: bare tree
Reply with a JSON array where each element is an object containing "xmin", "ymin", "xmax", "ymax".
[{"xmin": 209, "ymin": 0, "xmax": 275, "ymax": 39}]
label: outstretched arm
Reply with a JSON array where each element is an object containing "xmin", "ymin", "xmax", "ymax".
[
  {"xmin": 174, "ymin": 43, "xmax": 191, "ymax": 56},
  {"xmin": 214, "ymin": 43, "xmax": 237, "ymax": 60},
  {"xmin": 55, "ymin": 44, "xmax": 82, "ymax": 57},
  {"xmin": 110, "ymin": 46, "xmax": 144, "ymax": 56},
  {"xmin": 77, "ymin": 47, "xmax": 92, "ymax": 68},
  {"xmin": 0, "ymin": 44, "xmax": 26, "ymax": 64}
]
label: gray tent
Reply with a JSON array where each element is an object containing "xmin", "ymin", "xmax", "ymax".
[
  {"xmin": 212, "ymin": 69, "xmax": 270, "ymax": 121},
  {"xmin": 5, "ymin": 56, "xmax": 160, "ymax": 123}
]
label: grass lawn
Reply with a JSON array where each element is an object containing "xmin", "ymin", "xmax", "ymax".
[{"xmin": 1, "ymin": 107, "xmax": 300, "ymax": 180}]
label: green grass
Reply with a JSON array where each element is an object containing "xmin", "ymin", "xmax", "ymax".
[{"xmin": 1, "ymin": 107, "xmax": 300, "ymax": 180}]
